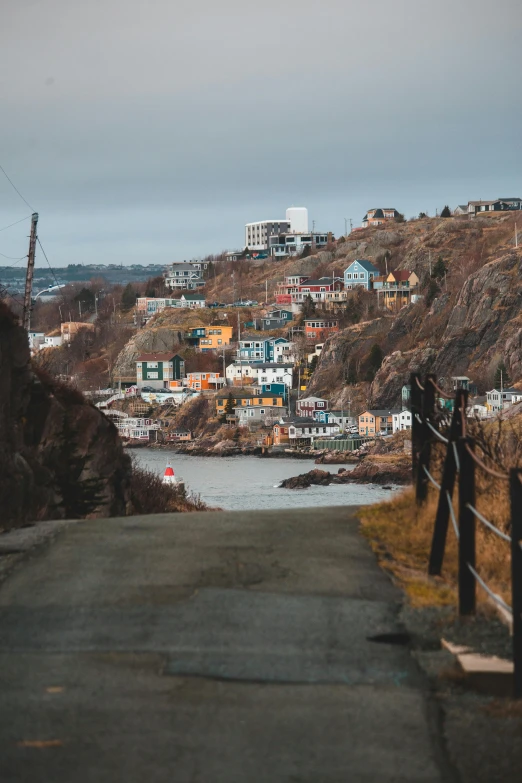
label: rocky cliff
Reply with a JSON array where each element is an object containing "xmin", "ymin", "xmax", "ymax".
[
  {"xmin": 306, "ymin": 215, "xmax": 522, "ymax": 408},
  {"xmin": 0, "ymin": 304, "xmax": 131, "ymax": 528}
]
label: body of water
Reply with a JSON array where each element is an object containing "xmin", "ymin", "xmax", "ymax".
[{"xmin": 130, "ymin": 450, "xmax": 400, "ymax": 511}]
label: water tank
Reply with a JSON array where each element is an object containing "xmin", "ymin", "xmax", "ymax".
[{"xmin": 286, "ymin": 207, "xmax": 308, "ymax": 234}]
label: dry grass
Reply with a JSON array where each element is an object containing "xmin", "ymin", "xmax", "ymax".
[{"xmin": 360, "ymin": 455, "xmax": 512, "ymax": 608}]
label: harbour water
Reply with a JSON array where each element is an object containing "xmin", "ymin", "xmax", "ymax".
[{"xmin": 130, "ymin": 450, "xmax": 400, "ymax": 511}]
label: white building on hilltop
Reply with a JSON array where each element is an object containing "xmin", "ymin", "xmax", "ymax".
[{"xmin": 245, "ymin": 206, "xmax": 309, "ymax": 251}]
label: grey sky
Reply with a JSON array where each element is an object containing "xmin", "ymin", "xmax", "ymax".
[{"xmin": 1, "ymin": 0, "xmax": 521, "ymax": 266}]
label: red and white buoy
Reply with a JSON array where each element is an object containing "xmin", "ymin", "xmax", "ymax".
[{"xmin": 163, "ymin": 460, "xmax": 176, "ymax": 484}]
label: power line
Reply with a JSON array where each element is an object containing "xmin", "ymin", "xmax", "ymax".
[
  {"xmin": 0, "ymin": 215, "xmax": 32, "ymax": 233},
  {"xmin": 0, "ymin": 251, "xmax": 26, "ymax": 261},
  {"xmin": 36, "ymin": 236, "xmax": 67, "ymax": 305},
  {"xmin": 0, "ymin": 163, "xmax": 36, "ymax": 212}
]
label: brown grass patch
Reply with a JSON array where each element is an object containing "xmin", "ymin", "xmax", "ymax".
[{"xmin": 360, "ymin": 468, "xmax": 512, "ymax": 608}]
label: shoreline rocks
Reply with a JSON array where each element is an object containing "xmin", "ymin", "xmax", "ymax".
[{"xmin": 280, "ymin": 458, "xmax": 411, "ymax": 489}]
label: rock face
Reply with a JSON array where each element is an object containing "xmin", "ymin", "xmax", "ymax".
[
  {"xmin": 372, "ymin": 251, "xmax": 522, "ymax": 406},
  {"xmin": 307, "ymin": 247, "xmax": 522, "ymax": 408},
  {"xmin": 0, "ymin": 305, "xmax": 131, "ymax": 528},
  {"xmin": 113, "ymin": 326, "xmax": 184, "ymax": 379}
]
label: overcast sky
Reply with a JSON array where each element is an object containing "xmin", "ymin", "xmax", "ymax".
[{"xmin": 1, "ymin": 0, "xmax": 521, "ymax": 267}]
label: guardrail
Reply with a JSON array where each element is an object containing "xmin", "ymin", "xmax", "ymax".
[{"xmin": 410, "ymin": 372, "xmax": 522, "ymax": 699}]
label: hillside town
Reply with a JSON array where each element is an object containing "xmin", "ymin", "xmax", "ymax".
[{"xmin": 18, "ymin": 201, "xmax": 522, "ymax": 459}]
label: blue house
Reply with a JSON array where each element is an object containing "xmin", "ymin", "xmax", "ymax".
[
  {"xmin": 238, "ymin": 335, "xmax": 270, "ymax": 362},
  {"xmin": 258, "ymin": 381, "xmax": 288, "ymax": 401},
  {"xmin": 238, "ymin": 336, "xmax": 292, "ymax": 363},
  {"xmin": 344, "ymin": 259, "xmax": 380, "ymax": 291}
]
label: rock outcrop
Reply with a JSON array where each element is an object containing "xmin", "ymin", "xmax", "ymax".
[{"xmin": 0, "ymin": 304, "xmax": 131, "ymax": 528}]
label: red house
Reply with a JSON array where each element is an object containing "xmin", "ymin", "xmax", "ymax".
[
  {"xmin": 295, "ymin": 277, "xmax": 343, "ymax": 304},
  {"xmin": 304, "ymin": 318, "xmax": 340, "ymax": 341},
  {"xmin": 275, "ymin": 275, "xmax": 310, "ymax": 305}
]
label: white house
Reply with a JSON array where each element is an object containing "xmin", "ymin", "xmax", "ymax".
[
  {"xmin": 392, "ymin": 410, "xmax": 412, "ymax": 433},
  {"xmin": 179, "ymin": 293, "xmax": 206, "ymax": 308},
  {"xmin": 486, "ymin": 388, "xmax": 522, "ymax": 413},
  {"xmin": 28, "ymin": 331, "xmax": 46, "ymax": 352},
  {"xmin": 272, "ymin": 339, "xmax": 295, "ymax": 364},
  {"xmin": 257, "ymin": 363, "xmax": 294, "ymax": 388},
  {"xmin": 164, "ymin": 262, "xmax": 205, "ymax": 290},
  {"xmin": 226, "ymin": 362, "xmax": 260, "ymax": 385},
  {"xmin": 115, "ymin": 417, "xmax": 161, "ymax": 440},
  {"xmin": 44, "ymin": 335, "xmax": 63, "ymax": 348},
  {"xmin": 234, "ymin": 405, "xmax": 288, "ymax": 427},
  {"xmin": 287, "ymin": 417, "xmax": 340, "ymax": 443}
]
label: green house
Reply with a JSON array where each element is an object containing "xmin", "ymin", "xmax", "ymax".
[{"xmin": 136, "ymin": 352, "xmax": 185, "ymax": 389}]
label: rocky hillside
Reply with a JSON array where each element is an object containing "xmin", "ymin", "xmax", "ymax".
[
  {"xmin": 0, "ymin": 303, "xmax": 131, "ymax": 528},
  {"xmin": 306, "ymin": 213, "xmax": 522, "ymax": 407}
]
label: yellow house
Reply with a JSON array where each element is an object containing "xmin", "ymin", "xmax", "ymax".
[
  {"xmin": 215, "ymin": 390, "xmax": 285, "ymax": 415},
  {"xmin": 381, "ymin": 270, "xmax": 420, "ymax": 310},
  {"xmin": 358, "ymin": 409, "xmax": 402, "ymax": 436},
  {"xmin": 198, "ymin": 325, "xmax": 233, "ymax": 350}
]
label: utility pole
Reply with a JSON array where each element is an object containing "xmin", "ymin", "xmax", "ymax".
[
  {"xmin": 516, "ymin": 222, "xmax": 518, "ymax": 249},
  {"xmin": 22, "ymin": 212, "xmax": 39, "ymax": 331},
  {"xmin": 265, "ymin": 279, "xmax": 268, "ymax": 303},
  {"xmin": 344, "ymin": 218, "xmax": 348, "ymax": 237}
]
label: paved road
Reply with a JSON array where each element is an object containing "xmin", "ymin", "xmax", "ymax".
[{"xmin": 0, "ymin": 507, "xmax": 454, "ymax": 782}]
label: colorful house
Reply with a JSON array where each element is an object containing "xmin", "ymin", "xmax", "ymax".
[
  {"xmin": 215, "ymin": 390, "xmax": 285, "ymax": 416},
  {"xmin": 358, "ymin": 409, "xmax": 402, "ymax": 436},
  {"xmin": 361, "ymin": 208, "xmax": 400, "ymax": 228},
  {"xmin": 304, "ymin": 318, "xmax": 339, "ymax": 341},
  {"xmin": 273, "ymin": 421, "xmax": 291, "ymax": 445},
  {"xmin": 184, "ymin": 372, "xmax": 225, "ymax": 390},
  {"xmin": 294, "ymin": 277, "xmax": 344, "ymax": 305},
  {"xmin": 237, "ymin": 336, "xmax": 294, "ymax": 363},
  {"xmin": 179, "ymin": 293, "xmax": 206, "ymax": 309},
  {"xmin": 380, "ymin": 271, "xmax": 420, "ymax": 310},
  {"xmin": 343, "ymin": 260, "xmax": 379, "ymax": 291},
  {"xmin": 296, "ymin": 396, "xmax": 329, "ymax": 417},
  {"xmin": 186, "ymin": 325, "xmax": 233, "ymax": 351},
  {"xmin": 136, "ymin": 353, "xmax": 185, "ymax": 389},
  {"xmin": 234, "ymin": 405, "xmax": 288, "ymax": 427}
]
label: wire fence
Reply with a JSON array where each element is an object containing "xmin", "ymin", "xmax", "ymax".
[{"xmin": 410, "ymin": 372, "xmax": 522, "ymax": 699}]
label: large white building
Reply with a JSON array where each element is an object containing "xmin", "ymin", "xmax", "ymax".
[{"xmin": 245, "ymin": 206, "xmax": 309, "ymax": 251}]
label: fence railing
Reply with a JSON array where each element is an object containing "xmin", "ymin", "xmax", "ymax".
[{"xmin": 410, "ymin": 372, "xmax": 522, "ymax": 699}]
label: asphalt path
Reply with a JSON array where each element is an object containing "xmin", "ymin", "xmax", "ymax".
[{"xmin": 0, "ymin": 506, "xmax": 455, "ymax": 782}]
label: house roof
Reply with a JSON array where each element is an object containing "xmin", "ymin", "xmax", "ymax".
[
  {"xmin": 281, "ymin": 416, "xmax": 317, "ymax": 425},
  {"xmin": 136, "ymin": 353, "xmax": 182, "ymax": 362},
  {"xmin": 389, "ymin": 270, "xmax": 412, "ymax": 282},
  {"xmin": 167, "ymin": 262, "xmax": 202, "ymax": 271},
  {"xmin": 345, "ymin": 259, "xmax": 379, "ymax": 273},
  {"xmin": 300, "ymin": 277, "xmax": 338, "ymax": 286},
  {"xmin": 256, "ymin": 363, "xmax": 294, "ymax": 370},
  {"xmin": 181, "ymin": 293, "xmax": 206, "ymax": 300},
  {"xmin": 216, "ymin": 389, "xmax": 254, "ymax": 399},
  {"xmin": 467, "ymin": 200, "xmax": 499, "ymax": 206},
  {"xmin": 239, "ymin": 333, "xmax": 264, "ymax": 342},
  {"xmin": 298, "ymin": 396, "xmax": 328, "ymax": 403},
  {"xmin": 498, "ymin": 197, "xmax": 521, "ymax": 201},
  {"xmin": 360, "ymin": 409, "xmax": 402, "ymax": 416},
  {"xmin": 373, "ymin": 275, "xmax": 387, "ymax": 283}
]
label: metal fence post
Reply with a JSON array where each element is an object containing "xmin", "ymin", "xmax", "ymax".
[
  {"xmin": 416, "ymin": 373, "xmax": 436, "ymax": 504},
  {"xmin": 509, "ymin": 468, "xmax": 522, "ymax": 699},
  {"xmin": 410, "ymin": 373, "xmax": 422, "ymax": 495},
  {"xmin": 457, "ymin": 436, "xmax": 476, "ymax": 615},
  {"xmin": 429, "ymin": 388, "xmax": 466, "ymax": 575}
]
